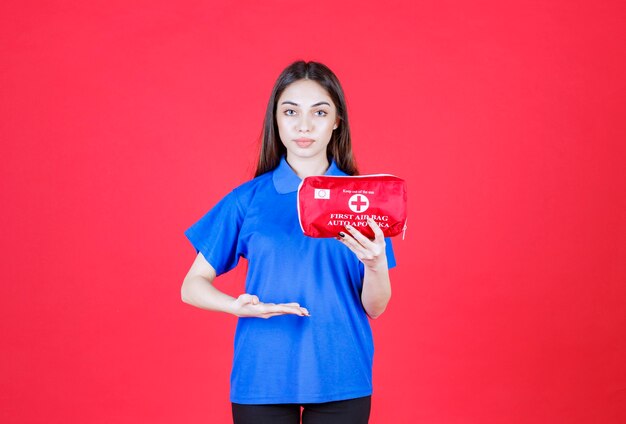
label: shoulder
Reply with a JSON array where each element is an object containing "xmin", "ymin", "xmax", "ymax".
[{"xmin": 229, "ymin": 171, "xmax": 275, "ymax": 209}]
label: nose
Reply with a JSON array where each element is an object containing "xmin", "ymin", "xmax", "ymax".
[{"xmin": 297, "ymin": 114, "xmax": 312, "ymax": 133}]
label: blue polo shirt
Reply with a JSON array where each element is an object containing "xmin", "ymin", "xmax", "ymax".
[{"xmin": 184, "ymin": 157, "xmax": 396, "ymax": 404}]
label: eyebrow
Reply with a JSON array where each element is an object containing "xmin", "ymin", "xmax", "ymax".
[{"xmin": 280, "ymin": 101, "xmax": 331, "ymax": 107}]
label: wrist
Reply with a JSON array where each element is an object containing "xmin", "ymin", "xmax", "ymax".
[
  {"xmin": 220, "ymin": 295, "xmax": 239, "ymax": 316},
  {"xmin": 365, "ymin": 258, "xmax": 388, "ymax": 273}
]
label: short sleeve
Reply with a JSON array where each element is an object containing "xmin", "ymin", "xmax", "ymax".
[
  {"xmin": 184, "ymin": 189, "xmax": 245, "ymax": 276},
  {"xmin": 385, "ymin": 237, "xmax": 397, "ymax": 269}
]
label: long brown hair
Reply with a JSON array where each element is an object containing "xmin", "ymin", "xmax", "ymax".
[{"xmin": 255, "ymin": 61, "xmax": 358, "ymax": 177}]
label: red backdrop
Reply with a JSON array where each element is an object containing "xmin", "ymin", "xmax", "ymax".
[{"xmin": 2, "ymin": 1, "xmax": 625, "ymax": 423}]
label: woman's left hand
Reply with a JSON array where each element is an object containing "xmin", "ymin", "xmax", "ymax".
[{"xmin": 337, "ymin": 218, "xmax": 387, "ymax": 270}]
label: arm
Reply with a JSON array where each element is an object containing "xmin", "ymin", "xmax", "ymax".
[
  {"xmin": 338, "ymin": 218, "xmax": 392, "ymax": 319},
  {"xmin": 181, "ymin": 252, "xmax": 310, "ymax": 318},
  {"xmin": 361, "ymin": 258, "xmax": 392, "ymax": 319}
]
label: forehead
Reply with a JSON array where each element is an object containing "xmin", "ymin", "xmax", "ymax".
[{"xmin": 278, "ymin": 79, "xmax": 334, "ymax": 106}]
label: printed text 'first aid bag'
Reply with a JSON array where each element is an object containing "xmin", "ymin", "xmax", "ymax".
[{"xmin": 297, "ymin": 175, "xmax": 407, "ymax": 239}]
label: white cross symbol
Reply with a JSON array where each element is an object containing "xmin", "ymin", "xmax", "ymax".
[{"xmin": 348, "ymin": 194, "xmax": 370, "ymax": 213}]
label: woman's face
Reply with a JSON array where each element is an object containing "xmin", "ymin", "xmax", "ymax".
[{"xmin": 276, "ymin": 79, "xmax": 339, "ymax": 164}]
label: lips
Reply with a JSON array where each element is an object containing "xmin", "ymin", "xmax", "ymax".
[{"xmin": 295, "ymin": 138, "xmax": 315, "ymax": 148}]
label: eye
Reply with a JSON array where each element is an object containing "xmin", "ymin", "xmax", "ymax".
[
  {"xmin": 284, "ymin": 109, "xmax": 297, "ymax": 116},
  {"xmin": 314, "ymin": 110, "xmax": 328, "ymax": 117}
]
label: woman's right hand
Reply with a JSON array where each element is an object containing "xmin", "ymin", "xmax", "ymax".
[
  {"xmin": 182, "ymin": 253, "xmax": 310, "ymax": 318},
  {"xmin": 231, "ymin": 294, "xmax": 310, "ymax": 319}
]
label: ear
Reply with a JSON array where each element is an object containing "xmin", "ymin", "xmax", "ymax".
[{"xmin": 333, "ymin": 118, "xmax": 340, "ymax": 130}]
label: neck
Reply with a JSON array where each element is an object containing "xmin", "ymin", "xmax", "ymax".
[{"xmin": 285, "ymin": 154, "xmax": 330, "ymax": 178}]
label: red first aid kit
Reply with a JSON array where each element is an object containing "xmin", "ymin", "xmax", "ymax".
[{"xmin": 297, "ymin": 174, "xmax": 407, "ymax": 239}]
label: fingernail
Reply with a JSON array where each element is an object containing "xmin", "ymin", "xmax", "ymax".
[{"xmin": 338, "ymin": 232, "xmax": 345, "ymax": 238}]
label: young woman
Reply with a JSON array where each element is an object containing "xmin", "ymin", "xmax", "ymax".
[{"xmin": 181, "ymin": 61, "xmax": 396, "ymax": 424}]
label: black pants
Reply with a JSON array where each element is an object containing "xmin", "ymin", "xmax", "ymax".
[{"xmin": 232, "ymin": 395, "xmax": 371, "ymax": 424}]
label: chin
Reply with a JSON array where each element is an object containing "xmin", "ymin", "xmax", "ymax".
[{"xmin": 289, "ymin": 148, "xmax": 326, "ymax": 160}]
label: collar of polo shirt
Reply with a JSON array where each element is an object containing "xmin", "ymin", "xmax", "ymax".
[{"xmin": 272, "ymin": 156, "xmax": 346, "ymax": 194}]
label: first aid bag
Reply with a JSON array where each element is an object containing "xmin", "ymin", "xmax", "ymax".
[{"xmin": 297, "ymin": 174, "xmax": 407, "ymax": 239}]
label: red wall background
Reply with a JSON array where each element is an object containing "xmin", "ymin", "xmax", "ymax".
[{"xmin": 2, "ymin": 1, "xmax": 625, "ymax": 423}]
